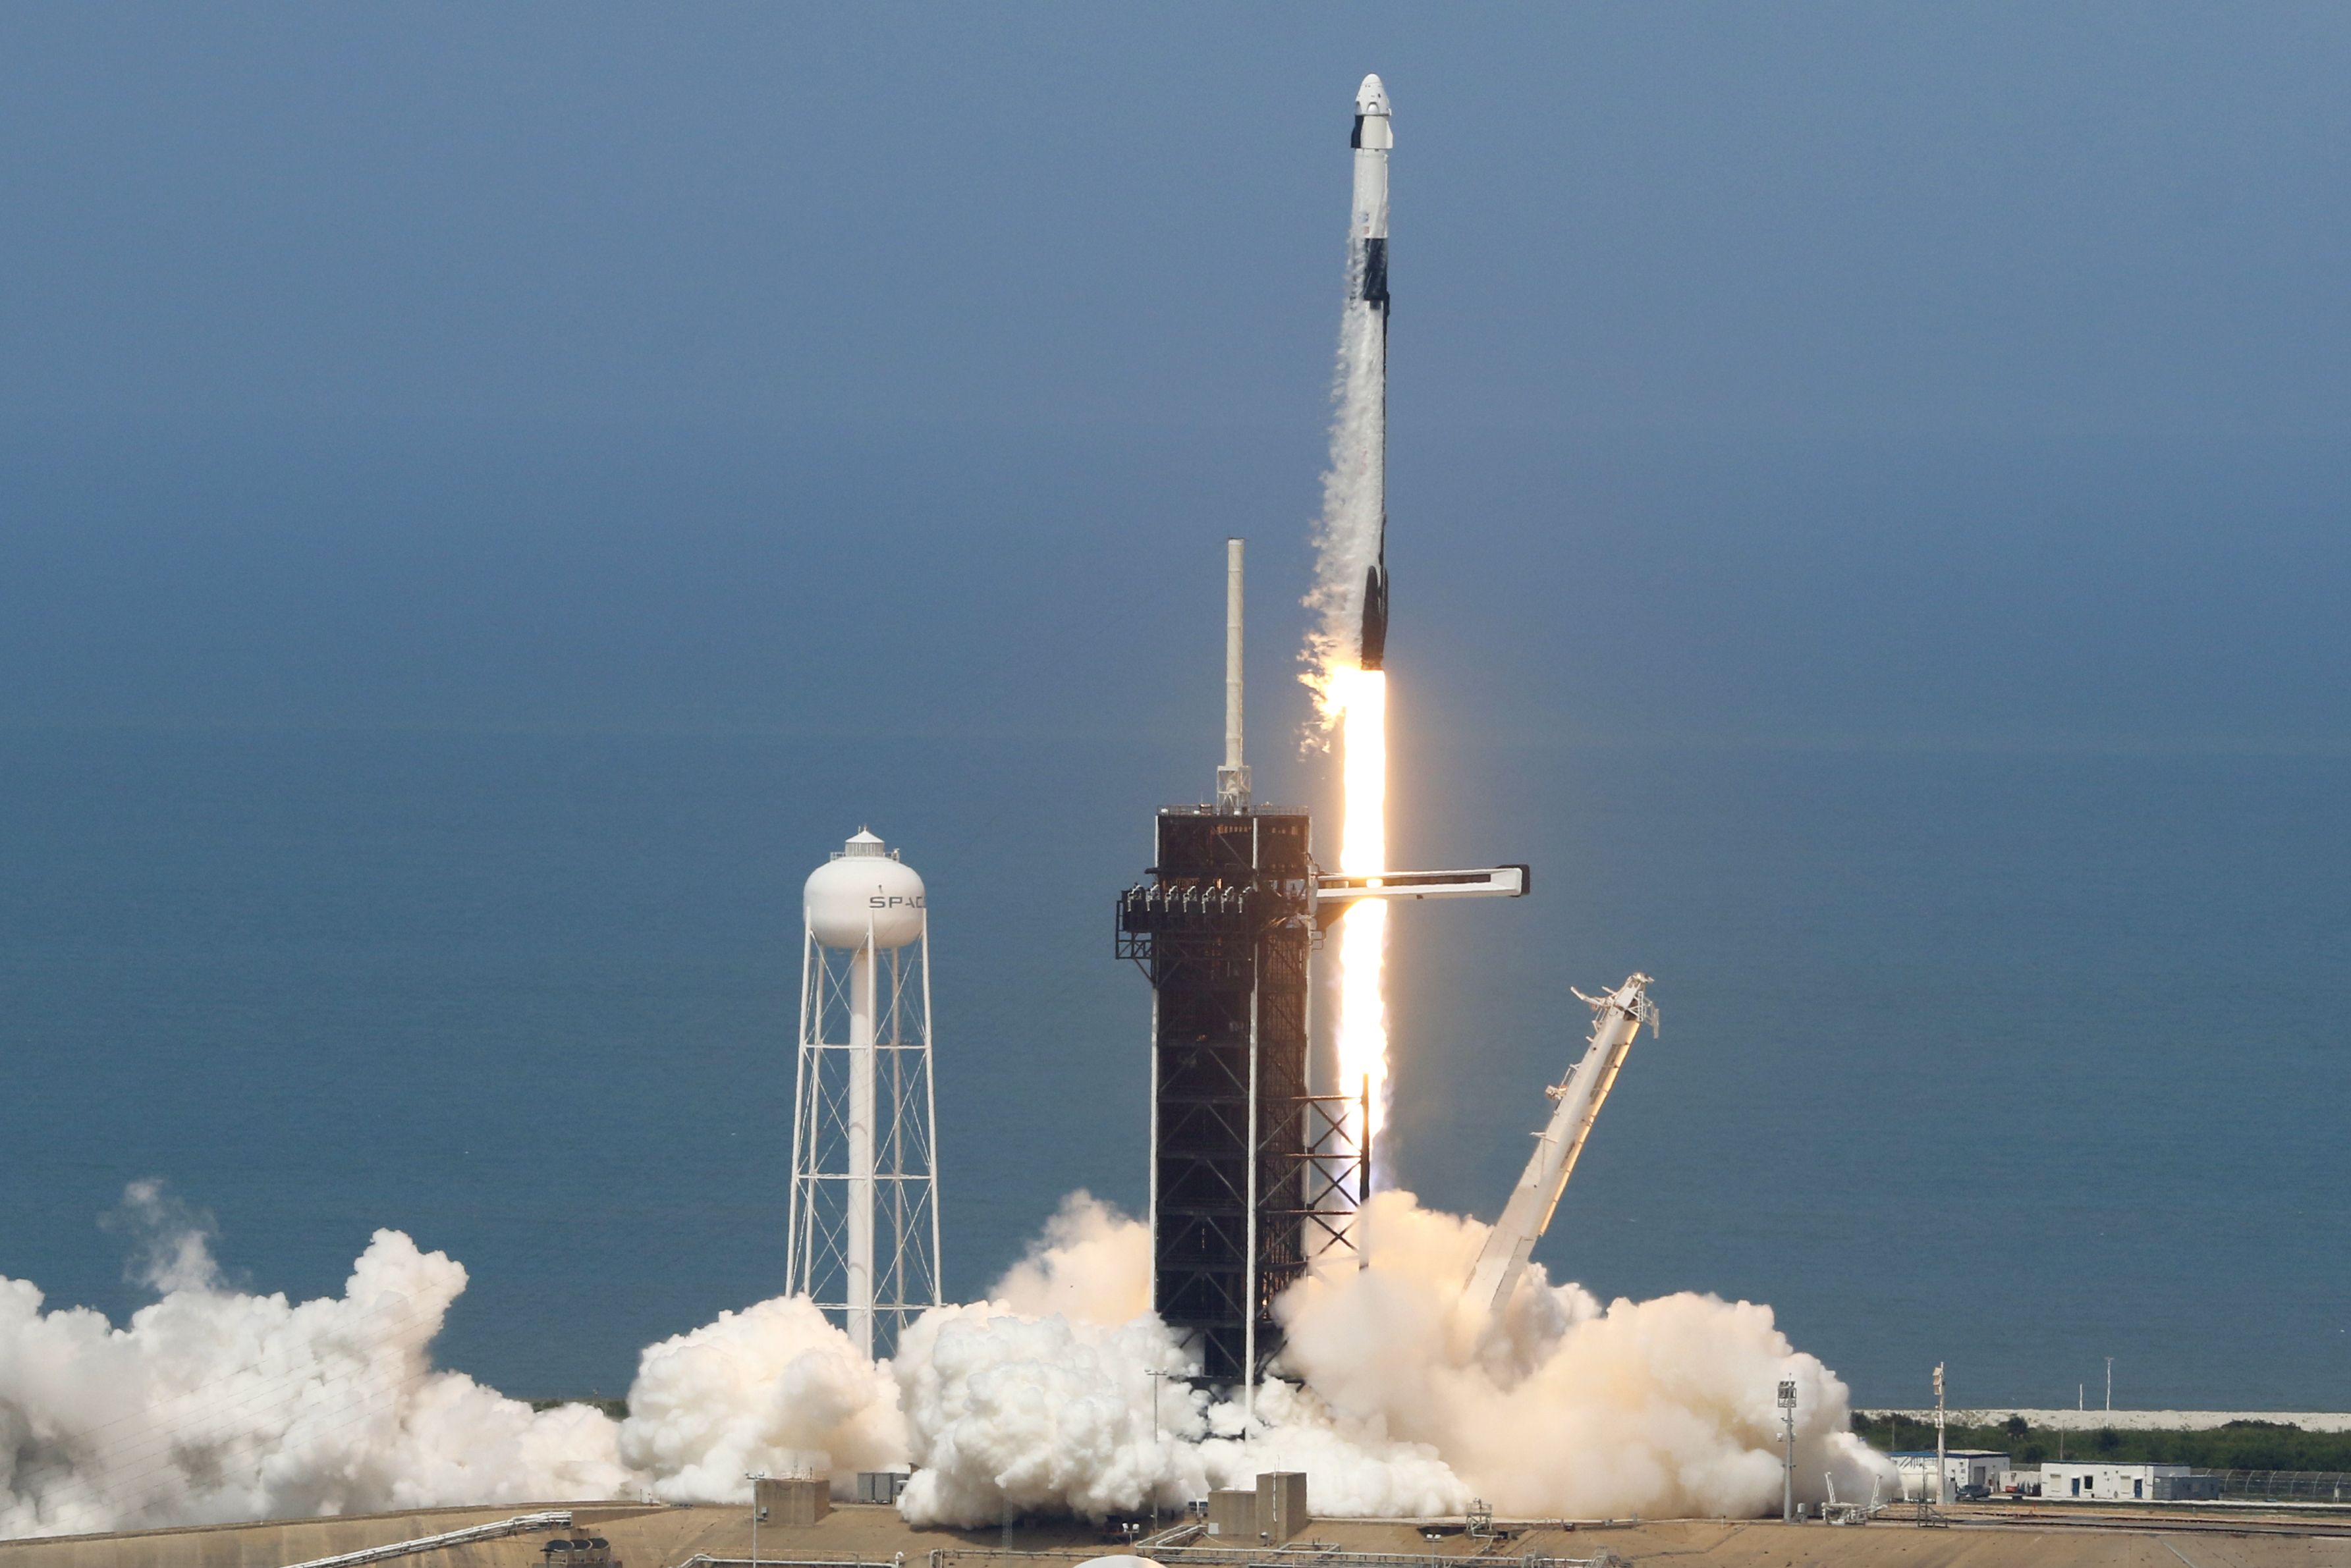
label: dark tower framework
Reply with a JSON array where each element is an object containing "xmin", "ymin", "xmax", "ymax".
[{"xmin": 1118, "ymin": 807, "xmax": 1358, "ymax": 1386}]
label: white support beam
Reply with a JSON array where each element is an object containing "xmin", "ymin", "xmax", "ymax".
[{"xmin": 1314, "ymin": 864, "xmax": 1527, "ymax": 924}]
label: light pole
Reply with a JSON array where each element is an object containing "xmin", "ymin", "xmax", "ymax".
[
  {"xmin": 746, "ymin": 1471, "xmax": 768, "ymax": 1567},
  {"xmin": 1932, "ymin": 1365, "xmax": 1948, "ymax": 1507},
  {"xmin": 2105, "ymin": 1357, "xmax": 2113, "ymax": 1413},
  {"xmin": 1777, "ymin": 1380, "xmax": 1798, "ymax": 1523},
  {"xmin": 1146, "ymin": 1368, "xmax": 1172, "ymax": 1531}
]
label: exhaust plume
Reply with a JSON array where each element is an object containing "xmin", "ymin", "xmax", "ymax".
[
  {"xmin": 889, "ymin": 1190, "xmax": 1886, "ymax": 1525},
  {"xmin": 617, "ymin": 1294, "xmax": 906, "ymax": 1501},
  {"xmin": 0, "ymin": 1187, "xmax": 1887, "ymax": 1540},
  {"xmin": 1303, "ymin": 296, "xmax": 1389, "ymax": 717},
  {"xmin": 0, "ymin": 1185, "xmax": 628, "ymax": 1539},
  {"xmin": 1276, "ymin": 1191, "xmax": 1892, "ymax": 1519}
]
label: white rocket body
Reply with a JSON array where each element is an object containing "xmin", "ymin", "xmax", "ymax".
[
  {"xmin": 1350, "ymin": 73, "xmax": 1392, "ymax": 670},
  {"xmin": 1351, "ymin": 74, "xmax": 1391, "ymax": 286},
  {"xmin": 1465, "ymin": 974, "xmax": 1656, "ymax": 1320}
]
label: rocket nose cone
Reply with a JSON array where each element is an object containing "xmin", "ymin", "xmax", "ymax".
[{"xmin": 1356, "ymin": 73, "xmax": 1390, "ymax": 117}]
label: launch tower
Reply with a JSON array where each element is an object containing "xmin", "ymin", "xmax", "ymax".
[
  {"xmin": 1118, "ymin": 542, "xmax": 1526, "ymax": 1391},
  {"xmin": 1118, "ymin": 542, "xmax": 1344, "ymax": 1386}
]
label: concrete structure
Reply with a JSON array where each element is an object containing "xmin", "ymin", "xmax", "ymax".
[
  {"xmin": 1204, "ymin": 1490, "xmax": 1256, "ymax": 1538},
  {"xmin": 1891, "ymin": 1451, "xmax": 2009, "ymax": 1500},
  {"xmin": 754, "ymin": 1476, "xmax": 831, "ymax": 1527},
  {"xmin": 1200, "ymin": 1475, "xmax": 1309, "ymax": 1544},
  {"xmin": 2039, "ymin": 1462, "xmax": 2217, "ymax": 1501},
  {"xmin": 1256, "ymin": 1471, "xmax": 1309, "ymax": 1544}
]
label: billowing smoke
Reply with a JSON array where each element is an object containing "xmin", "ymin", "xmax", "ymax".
[
  {"xmin": 893, "ymin": 1302, "xmax": 1200, "ymax": 1524},
  {"xmin": 986, "ymin": 1191, "xmax": 1151, "ymax": 1325},
  {"xmin": 618, "ymin": 1295, "xmax": 904, "ymax": 1502},
  {"xmin": 1275, "ymin": 1192, "xmax": 1889, "ymax": 1519},
  {"xmin": 883, "ymin": 1191, "xmax": 1885, "ymax": 1526},
  {"xmin": 883, "ymin": 1195, "xmax": 1462, "ymax": 1528},
  {"xmin": 0, "ymin": 1184, "xmax": 1888, "ymax": 1541},
  {"xmin": 609, "ymin": 1189, "xmax": 1146, "ymax": 1517},
  {"xmin": 0, "ymin": 1183, "xmax": 629, "ymax": 1539},
  {"xmin": 1302, "ymin": 246, "xmax": 1387, "ymax": 719}
]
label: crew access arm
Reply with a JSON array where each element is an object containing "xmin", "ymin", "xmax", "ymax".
[{"xmin": 1464, "ymin": 973, "xmax": 1657, "ymax": 1319}]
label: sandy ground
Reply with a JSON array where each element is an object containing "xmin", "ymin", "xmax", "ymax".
[{"xmin": 3, "ymin": 1501, "xmax": 2348, "ymax": 1568}]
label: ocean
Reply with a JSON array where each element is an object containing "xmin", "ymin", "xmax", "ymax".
[{"xmin": 4, "ymin": 720, "xmax": 2344, "ymax": 1410}]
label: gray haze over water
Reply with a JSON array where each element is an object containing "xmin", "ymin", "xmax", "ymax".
[{"xmin": 2, "ymin": 7, "xmax": 2347, "ymax": 1408}]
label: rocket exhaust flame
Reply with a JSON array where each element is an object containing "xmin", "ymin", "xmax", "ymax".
[{"xmin": 1335, "ymin": 667, "xmax": 1389, "ymax": 1147}]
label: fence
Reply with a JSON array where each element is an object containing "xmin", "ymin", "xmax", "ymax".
[{"xmin": 2213, "ymin": 1471, "xmax": 2351, "ymax": 1504}]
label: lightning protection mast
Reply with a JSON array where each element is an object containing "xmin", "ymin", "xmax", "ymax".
[{"xmin": 788, "ymin": 829, "xmax": 942, "ymax": 1361}]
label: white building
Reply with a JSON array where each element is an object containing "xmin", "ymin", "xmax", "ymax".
[
  {"xmin": 1891, "ymin": 1450, "xmax": 2009, "ymax": 1500},
  {"xmin": 2039, "ymin": 1461, "xmax": 2217, "ymax": 1501}
]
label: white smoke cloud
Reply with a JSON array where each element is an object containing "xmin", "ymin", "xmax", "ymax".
[
  {"xmin": 887, "ymin": 1191, "xmax": 1885, "ymax": 1527},
  {"xmin": 1275, "ymin": 1191, "xmax": 1892, "ymax": 1519},
  {"xmin": 1200, "ymin": 1378, "xmax": 1468, "ymax": 1521},
  {"xmin": 1302, "ymin": 266, "xmax": 1388, "ymax": 722},
  {"xmin": 881, "ymin": 1198, "xmax": 1458, "ymax": 1528},
  {"xmin": 99, "ymin": 1179, "xmax": 225, "ymax": 1295},
  {"xmin": 617, "ymin": 1293, "xmax": 905, "ymax": 1503},
  {"xmin": 0, "ymin": 1183, "xmax": 630, "ymax": 1540},
  {"xmin": 613, "ymin": 1192, "xmax": 1150, "ymax": 1516},
  {"xmin": 0, "ymin": 1185, "xmax": 1888, "ymax": 1540},
  {"xmin": 987, "ymin": 1191, "xmax": 1151, "ymax": 1326},
  {"xmin": 893, "ymin": 1304, "xmax": 1203, "ymax": 1526},
  {"xmin": 891, "ymin": 1193, "xmax": 1191, "ymax": 1525}
]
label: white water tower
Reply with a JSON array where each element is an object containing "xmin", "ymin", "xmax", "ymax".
[{"xmin": 787, "ymin": 828, "xmax": 941, "ymax": 1360}]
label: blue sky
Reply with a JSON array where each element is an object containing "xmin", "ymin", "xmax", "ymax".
[
  {"xmin": 8, "ymin": 5, "xmax": 2351, "ymax": 440},
  {"xmin": 5, "ymin": 5, "xmax": 2348, "ymax": 749}
]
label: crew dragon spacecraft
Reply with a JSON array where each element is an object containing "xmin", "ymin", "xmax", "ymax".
[{"xmin": 1350, "ymin": 72, "xmax": 1392, "ymax": 670}]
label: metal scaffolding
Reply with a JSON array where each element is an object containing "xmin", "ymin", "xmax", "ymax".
[{"xmin": 1120, "ymin": 806, "xmax": 1341, "ymax": 1391}]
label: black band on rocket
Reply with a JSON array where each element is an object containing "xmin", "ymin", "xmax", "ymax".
[{"xmin": 1359, "ymin": 238, "xmax": 1389, "ymax": 306}]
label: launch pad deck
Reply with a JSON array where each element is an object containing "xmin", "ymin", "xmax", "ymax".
[{"xmin": 7, "ymin": 1501, "xmax": 2349, "ymax": 1568}]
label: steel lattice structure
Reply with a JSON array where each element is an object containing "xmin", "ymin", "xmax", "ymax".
[
  {"xmin": 787, "ymin": 865, "xmax": 941, "ymax": 1362},
  {"xmin": 1119, "ymin": 807, "xmax": 1349, "ymax": 1390}
]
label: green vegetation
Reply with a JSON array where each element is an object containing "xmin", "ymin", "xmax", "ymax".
[{"xmin": 1850, "ymin": 1413, "xmax": 2351, "ymax": 1472}]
